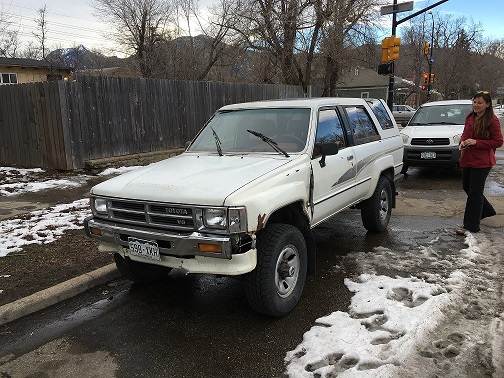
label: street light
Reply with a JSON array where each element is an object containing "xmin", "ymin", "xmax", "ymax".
[{"xmin": 427, "ymin": 11, "xmax": 434, "ymax": 100}]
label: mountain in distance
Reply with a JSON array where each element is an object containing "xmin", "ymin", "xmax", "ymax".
[{"xmin": 47, "ymin": 45, "xmax": 127, "ymax": 70}]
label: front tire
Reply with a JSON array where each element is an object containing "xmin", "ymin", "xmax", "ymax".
[
  {"xmin": 114, "ymin": 254, "xmax": 171, "ymax": 283},
  {"xmin": 245, "ymin": 223, "xmax": 307, "ymax": 317},
  {"xmin": 361, "ymin": 176, "xmax": 393, "ymax": 232}
]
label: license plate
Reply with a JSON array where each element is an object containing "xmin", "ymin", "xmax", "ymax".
[
  {"xmin": 421, "ymin": 151, "xmax": 436, "ymax": 159},
  {"xmin": 128, "ymin": 237, "xmax": 161, "ymax": 261}
]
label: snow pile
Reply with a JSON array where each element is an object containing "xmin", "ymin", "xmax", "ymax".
[
  {"xmin": 284, "ymin": 232, "xmax": 490, "ymax": 377},
  {"xmin": 0, "ymin": 199, "xmax": 91, "ymax": 257}
]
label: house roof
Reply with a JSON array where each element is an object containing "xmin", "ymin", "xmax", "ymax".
[
  {"xmin": 338, "ymin": 67, "xmax": 389, "ymax": 88},
  {"xmin": 0, "ymin": 57, "xmax": 72, "ymax": 71}
]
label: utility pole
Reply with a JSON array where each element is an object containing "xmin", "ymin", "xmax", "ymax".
[
  {"xmin": 427, "ymin": 12, "xmax": 434, "ymax": 100},
  {"xmin": 382, "ymin": 0, "xmax": 450, "ymax": 110},
  {"xmin": 387, "ymin": 2, "xmax": 398, "ymax": 109}
]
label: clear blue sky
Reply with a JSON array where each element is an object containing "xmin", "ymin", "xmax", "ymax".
[{"xmin": 394, "ymin": 0, "xmax": 502, "ymax": 40}]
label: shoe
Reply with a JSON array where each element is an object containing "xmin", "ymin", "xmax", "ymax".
[
  {"xmin": 455, "ymin": 227, "xmax": 467, "ymax": 235},
  {"xmin": 456, "ymin": 226, "xmax": 480, "ymax": 235}
]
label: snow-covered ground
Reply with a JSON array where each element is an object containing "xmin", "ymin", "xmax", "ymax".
[
  {"xmin": 0, "ymin": 166, "xmax": 140, "ymax": 257},
  {"xmin": 284, "ymin": 232, "xmax": 501, "ymax": 377},
  {"xmin": 1, "ymin": 152, "xmax": 503, "ymax": 377}
]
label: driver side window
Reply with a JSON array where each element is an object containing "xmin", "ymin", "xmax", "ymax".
[{"xmin": 314, "ymin": 109, "xmax": 346, "ymax": 157}]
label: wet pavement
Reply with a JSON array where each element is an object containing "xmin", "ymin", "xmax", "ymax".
[{"xmin": 0, "ymin": 116, "xmax": 503, "ymax": 377}]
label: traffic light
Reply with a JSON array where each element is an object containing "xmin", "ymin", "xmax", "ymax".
[
  {"xmin": 390, "ymin": 36, "xmax": 401, "ymax": 61},
  {"xmin": 429, "ymin": 73, "xmax": 435, "ymax": 84},
  {"xmin": 382, "ymin": 37, "xmax": 390, "ymax": 63},
  {"xmin": 421, "ymin": 85, "xmax": 427, "ymax": 90},
  {"xmin": 423, "ymin": 73, "xmax": 429, "ymax": 84},
  {"xmin": 423, "ymin": 42, "xmax": 430, "ymax": 55},
  {"xmin": 377, "ymin": 63, "xmax": 393, "ymax": 75},
  {"xmin": 381, "ymin": 36, "xmax": 401, "ymax": 63}
]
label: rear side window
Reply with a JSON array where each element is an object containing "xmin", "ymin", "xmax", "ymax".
[
  {"xmin": 345, "ymin": 106, "xmax": 380, "ymax": 145},
  {"xmin": 367, "ymin": 100, "xmax": 394, "ymax": 130}
]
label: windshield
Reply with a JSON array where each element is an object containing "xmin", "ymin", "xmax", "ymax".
[
  {"xmin": 187, "ymin": 108, "xmax": 311, "ymax": 154},
  {"xmin": 408, "ymin": 104, "xmax": 472, "ymax": 126}
]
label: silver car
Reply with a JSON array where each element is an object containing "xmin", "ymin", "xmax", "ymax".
[{"xmin": 393, "ymin": 104, "xmax": 416, "ymax": 127}]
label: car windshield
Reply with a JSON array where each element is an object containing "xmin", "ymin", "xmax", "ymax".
[
  {"xmin": 187, "ymin": 108, "xmax": 311, "ymax": 154},
  {"xmin": 408, "ymin": 104, "xmax": 472, "ymax": 126}
]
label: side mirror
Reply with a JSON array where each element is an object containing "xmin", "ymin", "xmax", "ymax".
[{"xmin": 317, "ymin": 143, "xmax": 340, "ymax": 168}]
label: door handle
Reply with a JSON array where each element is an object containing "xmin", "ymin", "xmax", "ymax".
[{"xmin": 347, "ymin": 155, "xmax": 354, "ymax": 161}]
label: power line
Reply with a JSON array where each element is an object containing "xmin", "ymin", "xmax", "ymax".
[
  {"xmin": 0, "ymin": 1, "xmax": 101, "ymax": 26},
  {"xmin": 1, "ymin": 1, "xmax": 118, "ymax": 52},
  {"xmin": 3, "ymin": 11, "xmax": 106, "ymax": 34}
]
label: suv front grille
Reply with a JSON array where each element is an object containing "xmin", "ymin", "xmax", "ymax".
[
  {"xmin": 109, "ymin": 199, "xmax": 195, "ymax": 231},
  {"xmin": 411, "ymin": 138, "xmax": 450, "ymax": 146}
]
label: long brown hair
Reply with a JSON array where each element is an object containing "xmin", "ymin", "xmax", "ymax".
[{"xmin": 472, "ymin": 91, "xmax": 494, "ymax": 139}]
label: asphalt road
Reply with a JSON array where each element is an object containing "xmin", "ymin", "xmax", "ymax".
[
  {"xmin": 1, "ymin": 160, "xmax": 503, "ymax": 377},
  {"xmin": 1, "ymin": 116, "xmax": 503, "ymax": 377}
]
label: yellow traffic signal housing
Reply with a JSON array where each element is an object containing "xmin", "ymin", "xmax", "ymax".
[
  {"xmin": 429, "ymin": 73, "xmax": 435, "ymax": 84},
  {"xmin": 382, "ymin": 36, "xmax": 401, "ymax": 62},
  {"xmin": 382, "ymin": 37, "xmax": 390, "ymax": 63},
  {"xmin": 423, "ymin": 42, "xmax": 430, "ymax": 55},
  {"xmin": 390, "ymin": 36, "xmax": 401, "ymax": 60}
]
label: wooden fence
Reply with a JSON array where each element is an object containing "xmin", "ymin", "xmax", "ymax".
[{"xmin": 0, "ymin": 76, "xmax": 311, "ymax": 170}]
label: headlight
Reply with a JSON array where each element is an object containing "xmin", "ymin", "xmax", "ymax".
[
  {"xmin": 195, "ymin": 206, "xmax": 247, "ymax": 233},
  {"xmin": 453, "ymin": 134, "xmax": 462, "ymax": 144},
  {"xmin": 204, "ymin": 208, "xmax": 227, "ymax": 229},
  {"xmin": 93, "ymin": 197, "xmax": 108, "ymax": 214},
  {"xmin": 400, "ymin": 133, "xmax": 409, "ymax": 143}
]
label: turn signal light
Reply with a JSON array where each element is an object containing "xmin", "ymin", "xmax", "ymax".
[
  {"xmin": 89, "ymin": 227, "xmax": 103, "ymax": 236},
  {"xmin": 198, "ymin": 244, "xmax": 222, "ymax": 253}
]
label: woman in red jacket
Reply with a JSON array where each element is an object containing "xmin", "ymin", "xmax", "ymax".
[{"xmin": 457, "ymin": 91, "xmax": 503, "ymax": 234}]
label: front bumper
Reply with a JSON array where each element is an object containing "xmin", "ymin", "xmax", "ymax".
[
  {"xmin": 84, "ymin": 216, "xmax": 257, "ymax": 275},
  {"xmin": 403, "ymin": 146, "xmax": 461, "ymax": 167}
]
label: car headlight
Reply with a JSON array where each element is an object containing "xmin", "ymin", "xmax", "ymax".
[
  {"xmin": 93, "ymin": 197, "xmax": 108, "ymax": 214},
  {"xmin": 196, "ymin": 206, "xmax": 247, "ymax": 233},
  {"xmin": 453, "ymin": 134, "xmax": 462, "ymax": 144},
  {"xmin": 204, "ymin": 208, "xmax": 227, "ymax": 229},
  {"xmin": 400, "ymin": 133, "xmax": 409, "ymax": 143}
]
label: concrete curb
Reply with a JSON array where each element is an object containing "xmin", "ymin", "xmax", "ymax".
[{"xmin": 0, "ymin": 263, "xmax": 121, "ymax": 326}]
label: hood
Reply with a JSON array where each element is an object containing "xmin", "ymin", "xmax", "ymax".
[
  {"xmin": 91, "ymin": 153, "xmax": 293, "ymax": 205},
  {"xmin": 402, "ymin": 125, "xmax": 464, "ymax": 139}
]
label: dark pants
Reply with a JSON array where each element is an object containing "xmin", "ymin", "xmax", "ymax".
[{"xmin": 462, "ymin": 166, "xmax": 495, "ymax": 232}]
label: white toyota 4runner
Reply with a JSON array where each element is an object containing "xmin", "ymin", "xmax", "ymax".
[{"xmin": 84, "ymin": 98, "xmax": 404, "ymax": 317}]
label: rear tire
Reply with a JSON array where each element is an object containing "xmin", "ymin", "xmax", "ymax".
[
  {"xmin": 114, "ymin": 253, "xmax": 171, "ymax": 283},
  {"xmin": 245, "ymin": 223, "xmax": 307, "ymax": 317},
  {"xmin": 361, "ymin": 176, "xmax": 392, "ymax": 232}
]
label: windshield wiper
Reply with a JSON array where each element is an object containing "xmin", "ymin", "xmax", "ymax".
[
  {"xmin": 247, "ymin": 129, "xmax": 290, "ymax": 157},
  {"xmin": 210, "ymin": 126, "xmax": 223, "ymax": 156}
]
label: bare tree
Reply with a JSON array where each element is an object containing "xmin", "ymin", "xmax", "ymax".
[
  {"xmin": 33, "ymin": 5, "xmax": 49, "ymax": 60},
  {"xmin": 428, "ymin": 15, "xmax": 483, "ymax": 98},
  {"xmin": 206, "ymin": 0, "xmax": 384, "ymax": 95},
  {"xmin": 92, "ymin": 0, "xmax": 175, "ymax": 77},
  {"xmin": 315, "ymin": 0, "xmax": 385, "ymax": 96},
  {"xmin": 0, "ymin": 11, "xmax": 20, "ymax": 57}
]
